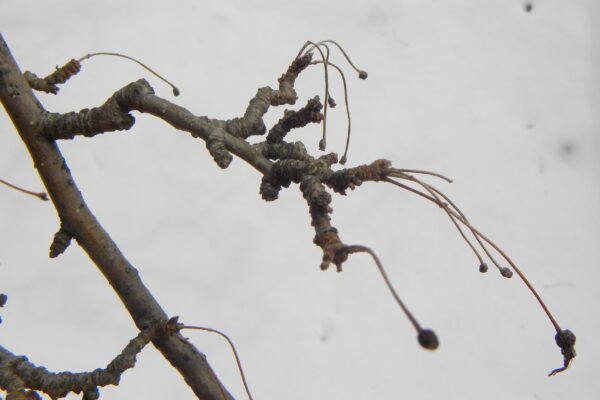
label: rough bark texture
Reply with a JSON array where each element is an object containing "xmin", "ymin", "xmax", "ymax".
[
  {"xmin": 0, "ymin": 33, "xmax": 390, "ymax": 398},
  {"xmin": 0, "ymin": 31, "xmax": 576, "ymax": 398},
  {"xmin": 0, "ymin": 33, "xmax": 234, "ymax": 400}
]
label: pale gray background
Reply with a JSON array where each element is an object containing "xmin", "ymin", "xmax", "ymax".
[{"xmin": 1, "ymin": 1, "xmax": 599, "ymax": 399}]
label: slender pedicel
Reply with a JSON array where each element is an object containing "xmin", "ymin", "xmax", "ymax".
[
  {"xmin": 345, "ymin": 244, "xmax": 439, "ymax": 350},
  {"xmin": 317, "ymin": 40, "xmax": 368, "ymax": 79},
  {"xmin": 179, "ymin": 325, "xmax": 254, "ymax": 400},
  {"xmin": 299, "ymin": 40, "xmax": 367, "ymax": 157},
  {"xmin": 297, "ymin": 42, "xmax": 331, "ymax": 151},
  {"xmin": 383, "ymin": 170, "xmax": 575, "ymax": 374},
  {"xmin": 78, "ymin": 52, "xmax": 180, "ymax": 96},
  {"xmin": 312, "ymin": 60, "xmax": 352, "ymax": 164}
]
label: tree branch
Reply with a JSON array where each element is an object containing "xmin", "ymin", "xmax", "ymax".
[
  {"xmin": 0, "ymin": 33, "xmax": 234, "ymax": 400},
  {"xmin": 0, "ymin": 325, "xmax": 162, "ymax": 399},
  {"xmin": 1, "ymin": 30, "xmax": 577, "ymax": 398}
]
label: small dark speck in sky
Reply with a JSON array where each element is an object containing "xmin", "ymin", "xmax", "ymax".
[
  {"xmin": 559, "ymin": 140, "xmax": 578, "ymax": 162},
  {"xmin": 524, "ymin": 3, "xmax": 534, "ymax": 13},
  {"xmin": 561, "ymin": 141, "xmax": 574, "ymax": 155}
]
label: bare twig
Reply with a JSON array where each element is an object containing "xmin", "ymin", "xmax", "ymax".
[
  {"xmin": 0, "ymin": 178, "xmax": 48, "ymax": 201},
  {"xmin": 176, "ymin": 321, "xmax": 254, "ymax": 400},
  {"xmin": 0, "ymin": 325, "xmax": 161, "ymax": 399}
]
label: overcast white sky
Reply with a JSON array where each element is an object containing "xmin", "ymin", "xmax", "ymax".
[{"xmin": 1, "ymin": 1, "xmax": 599, "ymax": 399}]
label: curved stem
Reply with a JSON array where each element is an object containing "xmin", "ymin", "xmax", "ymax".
[
  {"xmin": 79, "ymin": 52, "xmax": 180, "ymax": 96},
  {"xmin": 385, "ymin": 173, "xmax": 562, "ymax": 333},
  {"xmin": 392, "ymin": 168, "xmax": 453, "ymax": 183},
  {"xmin": 316, "ymin": 40, "xmax": 368, "ymax": 79},
  {"xmin": 181, "ymin": 326, "xmax": 254, "ymax": 400},
  {"xmin": 297, "ymin": 41, "xmax": 330, "ymax": 150},
  {"xmin": 312, "ymin": 60, "xmax": 352, "ymax": 164},
  {"xmin": 345, "ymin": 245, "xmax": 422, "ymax": 332}
]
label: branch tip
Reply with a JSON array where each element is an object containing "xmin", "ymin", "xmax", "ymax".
[
  {"xmin": 417, "ymin": 329, "xmax": 439, "ymax": 350},
  {"xmin": 0, "ymin": 178, "xmax": 48, "ymax": 201},
  {"xmin": 24, "ymin": 58, "xmax": 81, "ymax": 94},
  {"xmin": 313, "ymin": 39, "xmax": 368, "ymax": 81},
  {"xmin": 500, "ymin": 267, "xmax": 513, "ymax": 278},
  {"xmin": 310, "ymin": 59, "xmax": 354, "ymax": 164},
  {"xmin": 303, "ymin": 40, "xmax": 362, "ymax": 161},
  {"xmin": 318, "ymin": 138, "xmax": 326, "ymax": 151},
  {"xmin": 383, "ymin": 165, "xmax": 575, "ymax": 371},
  {"xmin": 327, "ymin": 95, "xmax": 336, "ymax": 108},
  {"xmin": 549, "ymin": 329, "xmax": 576, "ymax": 376},
  {"xmin": 344, "ymin": 245, "xmax": 435, "ymax": 344}
]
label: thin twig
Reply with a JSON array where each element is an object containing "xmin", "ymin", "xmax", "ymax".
[
  {"xmin": 399, "ymin": 172, "xmax": 507, "ymax": 275},
  {"xmin": 384, "ymin": 177, "xmax": 437, "ymax": 203},
  {"xmin": 346, "ymin": 245, "xmax": 422, "ymax": 331},
  {"xmin": 180, "ymin": 325, "xmax": 254, "ymax": 400},
  {"xmin": 316, "ymin": 40, "xmax": 368, "ymax": 79},
  {"xmin": 384, "ymin": 173, "xmax": 562, "ymax": 332},
  {"xmin": 312, "ymin": 60, "xmax": 352, "ymax": 164},
  {"xmin": 0, "ymin": 178, "xmax": 48, "ymax": 201},
  {"xmin": 445, "ymin": 208, "xmax": 562, "ymax": 331},
  {"xmin": 297, "ymin": 42, "xmax": 331, "ymax": 151},
  {"xmin": 393, "ymin": 168, "xmax": 453, "ymax": 183},
  {"xmin": 386, "ymin": 176, "xmax": 487, "ymax": 267},
  {"xmin": 388, "ymin": 171, "xmax": 507, "ymax": 275},
  {"xmin": 78, "ymin": 52, "xmax": 180, "ymax": 96},
  {"xmin": 424, "ymin": 182, "xmax": 506, "ymax": 274},
  {"xmin": 306, "ymin": 40, "xmax": 367, "ymax": 163}
]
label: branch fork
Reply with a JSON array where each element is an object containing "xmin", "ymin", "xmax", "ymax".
[{"xmin": 0, "ymin": 33, "xmax": 577, "ymax": 400}]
